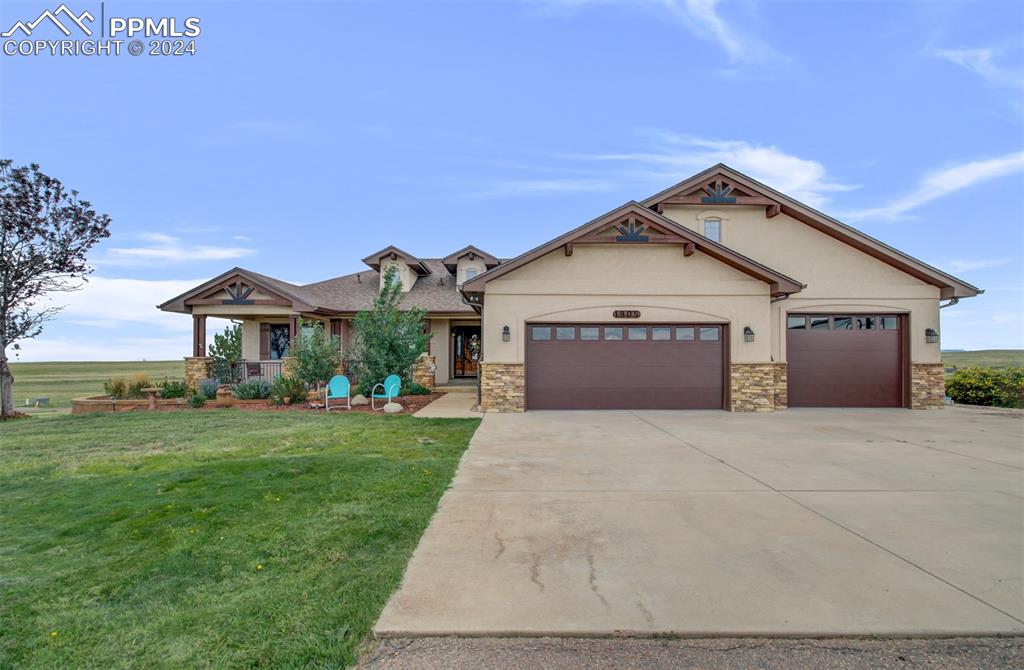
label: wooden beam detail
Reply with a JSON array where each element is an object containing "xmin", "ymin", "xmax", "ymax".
[
  {"xmin": 657, "ymin": 194, "xmax": 778, "ymax": 207},
  {"xmin": 766, "ymin": 203, "xmax": 781, "ymax": 218},
  {"xmin": 572, "ymin": 234, "xmax": 686, "ymax": 245},
  {"xmin": 683, "ymin": 242, "xmax": 695, "ymax": 257},
  {"xmin": 564, "ymin": 243, "xmax": 573, "ymax": 256},
  {"xmin": 187, "ymin": 298, "xmax": 292, "ymax": 306}
]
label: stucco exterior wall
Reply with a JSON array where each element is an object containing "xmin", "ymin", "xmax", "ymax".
[
  {"xmin": 430, "ymin": 318, "xmax": 451, "ymax": 385},
  {"xmin": 456, "ymin": 257, "xmax": 488, "ymax": 286},
  {"xmin": 481, "ymin": 244, "xmax": 771, "ymax": 364},
  {"xmin": 660, "ymin": 205, "xmax": 943, "ymax": 363}
]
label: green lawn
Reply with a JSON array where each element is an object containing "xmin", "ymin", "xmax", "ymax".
[
  {"xmin": 7, "ymin": 361, "xmax": 185, "ymax": 415},
  {"xmin": 942, "ymin": 349, "xmax": 1024, "ymax": 370},
  {"xmin": 0, "ymin": 410, "xmax": 480, "ymax": 669}
]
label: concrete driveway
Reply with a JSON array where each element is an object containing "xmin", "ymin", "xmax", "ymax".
[{"xmin": 376, "ymin": 407, "xmax": 1024, "ymax": 637}]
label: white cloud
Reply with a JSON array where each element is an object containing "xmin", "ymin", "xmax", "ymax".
[
  {"xmin": 529, "ymin": 0, "xmax": 787, "ymax": 67},
  {"xmin": 933, "ymin": 46, "xmax": 1024, "ymax": 90},
  {"xmin": 845, "ymin": 151, "xmax": 1024, "ymax": 221},
  {"xmin": 39, "ymin": 276, "xmax": 208, "ymax": 333},
  {"xmin": 100, "ymin": 233, "xmax": 255, "ymax": 265},
  {"xmin": 941, "ymin": 258, "xmax": 1010, "ymax": 274},
  {"xmin": 584, "ymin": 132, "xmax": 858, "ymax": 208}
]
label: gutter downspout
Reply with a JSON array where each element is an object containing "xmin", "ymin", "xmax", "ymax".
[{"xmin": 940, "ymin": 297, "xmax": 960, "ymax": 309}]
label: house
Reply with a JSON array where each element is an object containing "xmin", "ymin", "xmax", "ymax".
[{"xmin": 158, "ymin": 164, "xmax": 980, "ymax": 412}]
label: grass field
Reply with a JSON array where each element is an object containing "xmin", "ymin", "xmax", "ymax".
[
  {"xmin": 0, "ymin": 410, "xmax": 479, "ymax": 669},
  {"xmin": 7, "ymin": 361, "xmax": 185, "ymax": 414},
  {"xmin": 942, "ymin": 349, "xmax": 1024, "ymax": 370}
]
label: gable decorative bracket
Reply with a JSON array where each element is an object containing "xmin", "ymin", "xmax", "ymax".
[
  {"xmin": 614, "ymin": 216, "xmax": 649, "ymax": 242},
  {"xmin": 223, "ymin": 280, "xmax": 256, "ymax": 305},
  {"xmin": 701, "ymin": 180, "xmax": 737, "ymax": 204}
]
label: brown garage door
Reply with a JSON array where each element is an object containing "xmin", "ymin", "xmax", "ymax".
[
  {"xmin": 786, "ymin": 314, "xmax": 905, "ymax": 407},
  {"xmin": 525, "ymin": 323, "xmax": 725, "ymax": 410}
]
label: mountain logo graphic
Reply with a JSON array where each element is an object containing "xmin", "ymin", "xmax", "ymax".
[{"xmin": 2, "ymin": 4, "xmax": 95, "ymax": 38}]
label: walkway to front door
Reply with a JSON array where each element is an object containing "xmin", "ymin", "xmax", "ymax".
[
  {"xmin": 452, "ymin": 326, "xmax": 480, "ymax": 378},
  {"xmin": 376, "ymin": 408, "xmax": 1023, "ymax": 636}
]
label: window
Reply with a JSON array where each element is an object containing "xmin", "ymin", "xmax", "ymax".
[
  {"xmin": 676, "ymin": 327, "xmax": 695, "ymax": 341},
  {"xmin": 580, "ymin": 327, "xmax": 600, "ymax": 340},
  {"xmin": 652, "ymin": 327, "xmax": 671, "ymax": 341},
  {"xmin": 604, "ymin": 327, "xmax": 623, "ymax": 340},
  {"xmin": 787, "ymin": 316, "xmax": 806, "ymax": 330},
  {"xmin": 833, "ymin": 316, "xmax": 854, "ymax": 330},
  {"xmin": 810, "ymin": 317, "xmax": 830, "ymax": 330},
  {"xmin": 857, "ymin": 316, "xmax": 875, "ymax": 330},
  {"xmin": 628, "ymin": 327, "xmax": 647, "ymax": 340},
  {"xmin": 464, "ymin": 268, "xmax": 478, "ymax": 280},
  {"xmin": 699, "ymin": 327, "xmax": 719, "ymax": 341},
  {"xmin": 531, "ymin": 326, "xmax": 551, "ymax": 340},
  {"xmin": 269, "ymin": 324, "xmax": 290, "ymax": 359},
  {"xmin": 703, "ymin": 218, "xmax": 721, "ymax": 243},
  {"xmin": 880, "ymin": 316, "xmax": 899, "ymax": 330},
  {"xmin": 556, "ymin": 326, "xmax": 575, "ymax": 340}
]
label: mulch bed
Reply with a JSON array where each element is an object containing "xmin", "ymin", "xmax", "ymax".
[{"xmin": 196, "ymin": 392, "xmax": 445, "ymax": 415}]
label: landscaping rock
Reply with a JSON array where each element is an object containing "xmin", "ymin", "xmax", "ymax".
[
  {"xmin": 383, "ymin": 402, "xmax": 403, "ymax": 414},
  {"xmin": 352, "ymin": 394, "xmax": 369, "ymax": 406}
]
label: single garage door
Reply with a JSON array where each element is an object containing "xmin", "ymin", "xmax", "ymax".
[
  {"xmin": 786, "ymin": 314, "xmax": 905, "ymax": 407},
  {"xmin": 525, "ymin": 323, "xmax": 725, "ymax": 410}
]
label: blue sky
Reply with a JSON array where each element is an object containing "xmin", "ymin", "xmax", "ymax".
[{"xmin": 1, "ymin": 0, "xmax": 1022, "ymax": 361}]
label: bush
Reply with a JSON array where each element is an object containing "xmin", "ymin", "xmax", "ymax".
[
  {"xmin": 290, "ymin": 319, "xmax": 342, "ymax": 389},
  {"xmin": 233, "ymin": 378, "xmax": 272, "ymax": 400},
  {"xmin": 155, "ymin": 379, "xmax": 187, "ymax": 399},
  {"xmin": 271, "ymin": 375, "xmax": 308, "ymax": 405},
  {"xmin": 197, "ymin": 378, "xmax": 220, "ymax": 400},
  {"xmin": 187, "ymin": 393, "xmax": 206, "ymax": 408},
  {"xmin": 946, "ymin": 367, "xmax": 1024, "ymax": 408},
  {"xmin": 400, "ymin": 381, "xmax": 431, "ymax": 396},
  {"xmin": 103, "ymin": 374, "xmax": 151, "ymax": 399}
]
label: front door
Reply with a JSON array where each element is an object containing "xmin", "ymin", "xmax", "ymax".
[{"xmin": 452, "ymin": 326, "xmax": 481, "ymax": 378}]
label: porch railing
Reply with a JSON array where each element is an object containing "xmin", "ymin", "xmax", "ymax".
[{"xmin": 212, "ymin": 360, "xmax": 284, "ymax": 385}]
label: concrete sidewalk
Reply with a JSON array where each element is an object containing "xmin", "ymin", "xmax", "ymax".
[
  {"xmin": 376, "ymin": 407, "xmax": 1024, "ymax": 637},
  {"xmin": 413, "ymin": 393, "xmax": 481, "ymax": 418}
]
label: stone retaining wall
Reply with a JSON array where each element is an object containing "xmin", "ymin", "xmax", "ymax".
[{"xmin": 480, "ymin": 362, "xmax": 525, "ymax": 412}]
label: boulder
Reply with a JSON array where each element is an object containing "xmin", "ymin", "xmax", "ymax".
[
  {"xmin": 383, "ymin": 402, "xmax": 403, "ymax": 414},
  {"xmin": 351, "ymin": 394, "xmax": 369, "ymax": 406}
]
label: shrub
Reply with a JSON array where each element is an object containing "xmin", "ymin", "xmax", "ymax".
[
  {"xmin": 290, "ymin": 319, "xmax": 342, "ymax": 389},
  {"xmin": 233, "ymin": 378, "xmax": 272, "ymax": 400},
  {"xmin": 197, "ymin": 378, "xmax": 220, "ymax": 400},
  {"xmin": 271, "ymin": 375, "xmax": 308, "ymax": 405},
  {"xmin": 103, "ymin": 374, "xmax": 151, "ymax": 399},
  {"xmin": 400, "ymin": 381, "xmax": 431, "ymax": 396},
  {"xmin": 187, "ymin": 392, "xmax": 206, "ymax": 408},
  {"xmin": 155, "ymin": 379, "xmax": 187, "ymax": 399},
  {"xmin": 349, "ymin": 266, "xmax": 430, "ymax": 395},
  {"xmin": 946, "ymin": 367, "xmax": 1024, "ymax": 408}
]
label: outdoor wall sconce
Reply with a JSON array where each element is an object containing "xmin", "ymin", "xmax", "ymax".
[
  {"xmin": 925, "ymin": 328, "xmax": 939, "ymax": 344},
  {"xmin": 502, "ymin": 325, "xmax": 511, "ymax": 342},
  {"xmin": 743, "ymin": 326, "xmax": 755, "ymax": 343}
]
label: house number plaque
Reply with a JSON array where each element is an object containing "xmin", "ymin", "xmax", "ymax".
[{"xmin": 612, "ymin": 310, "xmax": 641, "ymax": 319}]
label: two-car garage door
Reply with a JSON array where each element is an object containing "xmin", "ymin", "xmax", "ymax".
[{"xmin": 525, "ymin": 323, "xmax": 725, "ymax": 410}]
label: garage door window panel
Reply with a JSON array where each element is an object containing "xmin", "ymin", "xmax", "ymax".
[
  {"xmin": 531, "ymin": 326, "xmax": 551, "ymax": 341},
  {"xmin": 603, "ymin": 327, "xmax": 623, "ymax": 340},
  {"xmin": 652, "ymin": 327, "xmax": 672, "ymax": 341},
  {"xmin": 787, "ymin": 316, "xmax": 807, "ymax": 329},
  {"xmin": 628, "ymin": 327, "xmax": 647, "ymax": 340},
  {"xmin": 556, "ymin": 327, "xmax": 576, "ymax": 340},
  {"xmin": 580, "ymin": 327, "xmax": 600, "ymax": 341},
  {"xmin": 676, "ymin": 327, "xmax": 695, "ymax": 341},
  {"xmin": 699, "ymin": 327, "xmax": 720, "ymax": 341}
]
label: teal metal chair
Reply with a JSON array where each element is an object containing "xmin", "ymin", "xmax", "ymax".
[
  {"xmin": 325, "ymin": 374, "xmax": 351, "ymax": 411},
  {"xmin": 371, "ymin": 374, "xmax": 401, "ymax": 410}
]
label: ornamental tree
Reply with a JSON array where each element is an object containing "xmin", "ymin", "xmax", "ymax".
[
  {"xmin": 289, "ymin": 319, "xmax": 342, "ymax": 391},
  {"xmin": 0, "ymin": 161, "xmax": 111, "ymax": 418},
  {"xmin": 350, "ymin": 266, "xmax": 430, "ymax": 394}
]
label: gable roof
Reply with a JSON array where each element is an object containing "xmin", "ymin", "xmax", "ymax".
[
  {"xmin": 461, "ymin": 201, "xmax": 804, "ymax": 297},
  {"xmin": 442, "ymin": 245, "xmax": 501, "ymax": 273},
  {"xmin": 361, "ymin": 245, "xmax": 432, "ymax": 276},
  {"xmin": 157, "ymin": 262, "xmax": 478, "ymax": 315},
  {"xmin": 643, "ymin": 164, "xmax": 981, "ymax": 299}
]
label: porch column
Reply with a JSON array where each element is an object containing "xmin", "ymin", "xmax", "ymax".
[
  {"xmin": 289, "ymin": 314, "xmax": 299, "ymax": 342},
  {"xmin": 192, "ymin": 315, "xmax": 207, "ymax": 357}
]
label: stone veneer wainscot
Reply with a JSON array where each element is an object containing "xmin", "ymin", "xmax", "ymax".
[
  {"xmin": 730, "ymin": 363, "xmax": 787, "ymax": 412},
  {"xmin": 480, "ymin": 362, "xmax": 525, "ymax": 412},
  {"xmin": 911, "ymin": 363, "xmax": 945, "ymax": 409}
]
